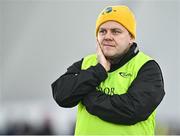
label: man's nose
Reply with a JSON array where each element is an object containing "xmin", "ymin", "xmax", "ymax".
[{"xmin": 104, "ymin": 31, "xmax": 113, "ymax": 40}]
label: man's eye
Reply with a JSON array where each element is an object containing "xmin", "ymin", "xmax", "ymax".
[
  {"xmin": 99, "ymin": 30, "xmax": 106, "ymax": 34},
  {"xmin": 113, "ymin": 31, "xmax": 121, "ymax": 34}
]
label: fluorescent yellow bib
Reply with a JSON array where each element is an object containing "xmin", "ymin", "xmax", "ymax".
[{"xmin": 75, "ymin": 52, "xmax": 155, "ymax": 135}]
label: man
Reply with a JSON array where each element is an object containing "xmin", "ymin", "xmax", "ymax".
[{"xmin": 51, "ymin": 5, "xmax": 165, "ymax": 135}]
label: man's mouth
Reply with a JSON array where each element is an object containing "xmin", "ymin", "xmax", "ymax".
[{"xmin": 103, "ymin": 44, "xmax": 115, "ymax": 47}]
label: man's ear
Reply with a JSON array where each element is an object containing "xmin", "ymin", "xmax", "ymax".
[{"xmin": 129, "ymin": 33, "xmax": 135, "ymax": 44}]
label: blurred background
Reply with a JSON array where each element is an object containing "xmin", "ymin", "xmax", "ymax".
[{"xmin": 0, "ymin": 0, "xmax": 180, "ymax": 135}]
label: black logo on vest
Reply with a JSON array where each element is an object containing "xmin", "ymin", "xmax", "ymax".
[
  {"xmin": 119, "ymin": 72, "xmax": 132, "ymax": 78},
  {"xmin": 96, "ymin": 86, "xmax": 115, "ymax": 95}
]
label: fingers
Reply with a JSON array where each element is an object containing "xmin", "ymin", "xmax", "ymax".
[
  {"xmin": 96, "ymin": 39, "xmax": 100, "ymax": 52},
  {"xmin": 96, "ymin": 39, "xmax": 103, "ymax": 59},
  {"xmin": 96, "ymin": 39, "xmax": 103, "ymax": 56},
  {"xmin": 96, "ymin": 39, "xmax": 110, "ymax": 72}
]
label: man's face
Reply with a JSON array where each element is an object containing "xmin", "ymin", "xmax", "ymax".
[{"xmin": 97, "ymin": 21, "xmax": 134, "ymax": 59}]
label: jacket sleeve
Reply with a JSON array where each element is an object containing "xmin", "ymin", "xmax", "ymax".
[
  {"xmin": 82, "ymin": 60, "xmax": 165, "ymax": 125},
  {"xmin": 51, "ymin": 59, "xmax": 107, "ymax": 108}
]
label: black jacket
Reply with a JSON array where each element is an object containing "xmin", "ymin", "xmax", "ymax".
[{"xmin": 51, "ymin": 43, "xmax": 165, "ymax": 125}]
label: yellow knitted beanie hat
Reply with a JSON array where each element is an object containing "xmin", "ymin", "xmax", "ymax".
[{"xmin": 96, "ymin": 5, "xmax": 136, "ymax": 39}]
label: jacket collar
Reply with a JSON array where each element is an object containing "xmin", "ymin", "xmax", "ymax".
[{"xmin": 109, "ymin": 42, "xmax": 139, "ymax": 72}]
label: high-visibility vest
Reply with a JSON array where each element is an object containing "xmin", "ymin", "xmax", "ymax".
[{"xmin": 75, "ymin": 51, "xmax": 155, "ymax": 135}]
